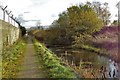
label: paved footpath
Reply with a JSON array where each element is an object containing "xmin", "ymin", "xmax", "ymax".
[{"xmin": 17, "ymin": 37, "xmax": 47, "ymax": 78}]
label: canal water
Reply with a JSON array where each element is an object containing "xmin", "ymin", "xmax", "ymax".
[{"xmin": 48, "ymin": 46, "xmax": 119, "ymax": 78}]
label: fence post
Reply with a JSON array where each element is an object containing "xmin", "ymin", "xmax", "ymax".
[
  {"xmin": 13, "ymin": 20, "xmax": 15, "ymax": 26},
  {"xmin": 10, "ymin": 17, "xmax": 12, "ymax": 24},
  {"xmin": 8, "ymin": 15, "xmax": 10, "ymax": 23},
  {"xmin": 3, "ymin": 6, "xmax": 7, "ymax": 20},
  {"xmin": 8, "ymin": 11, "xmax": 12, "ymax": 23}
]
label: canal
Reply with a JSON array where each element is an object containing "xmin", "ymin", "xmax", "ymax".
[{"xmin": 48, "ymin": 46, "xmax": 119, "ymax": 78}]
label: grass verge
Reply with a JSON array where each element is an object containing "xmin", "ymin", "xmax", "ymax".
[
  {"xmin": 2, "ymin": 38, "xmax": 27, "ymax": 78},
  {"xmin": 33, "ymin": 39, "xmax": 79, "ymax": 78}
]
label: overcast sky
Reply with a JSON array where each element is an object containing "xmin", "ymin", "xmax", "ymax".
[{"xmin": 0, "ymin": 0, "xmax": 119, "ymax": 27}]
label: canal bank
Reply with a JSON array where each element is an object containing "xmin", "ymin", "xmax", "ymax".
[{"xmin": 47, "ymin": 45, "xmax": 119, "ymax": 78}]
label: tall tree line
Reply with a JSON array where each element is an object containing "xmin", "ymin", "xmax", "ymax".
[
  {"xmin": 44, "ymin": 2, "xmax": 106, "ymax": 46},
  {"xmin": 32, "ymin": 1, "xmax": 111, "ymax": 48}
]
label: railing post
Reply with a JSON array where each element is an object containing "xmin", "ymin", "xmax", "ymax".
[
  {"xmin": 79, "ymin": 60, "xmax": 81, "ymax": 70},
  {"xmin": 72, "ymin": 60, "xmax": 74, "ymax": 66},
  {"xmin": 3, "ymin": 10, "xmax": 5, "ymax": 20}
]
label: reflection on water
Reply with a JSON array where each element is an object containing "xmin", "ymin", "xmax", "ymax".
[
  {"xmin": 50, "ymin": 47, "xmax": 107, "ymax": 67},
  {"xmin": 48, "ymin": 47, "xmax": 119, "ymax": 78}
]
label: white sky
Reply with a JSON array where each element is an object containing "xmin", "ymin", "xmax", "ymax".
[{"xmin": 0, "ymin": 0, "xmax": 119, "ymax": 27}]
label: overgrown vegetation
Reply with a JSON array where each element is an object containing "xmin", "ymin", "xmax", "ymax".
[
  {"xmin": 2, "ymin": 38, "xmax": 27, "ymax": 78},
  {"xmin": 29, "ymin": 1, "xmax": 114, "ymax": 57},
  {"xmin": 45, "ymin": 4, "xmax": 103, "ymax": 46},
  {"xmin": 30, "ymin": 2, "xmax": 104, "ymax": 50},
  {"xmin": 33, "ymin": 39, "xmax": 79, "ymax": 78}
]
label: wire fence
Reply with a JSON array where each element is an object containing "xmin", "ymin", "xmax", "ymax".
[
  {"xmin": 0, "ymin": 5, "xmax": 19, "ymax": 27},
  {"xmin": 0, "ymin": 4, "xmax": 21, "ymax": 50}
]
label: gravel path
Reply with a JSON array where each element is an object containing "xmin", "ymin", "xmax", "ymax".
[{"xmin": 17, "ymin": 37, "xmax": 47, "ymax": 78}]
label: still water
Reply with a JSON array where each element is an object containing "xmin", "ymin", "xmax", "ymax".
[{"xmin": 48, "ymin": 46, "xmax": 119, "ymax": 78}]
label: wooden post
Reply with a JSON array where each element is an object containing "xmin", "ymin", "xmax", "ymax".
[
  {"xmin": 79, "ymin": 60, "xmax": 81, "ymax": 70},
  {"xmin": 72, "ymin": 60, "xmax": 74, "ymax": 66},
  {"xmin": 65, "ymin": 51, "xmax": 67, "ymax": 56},
  {"xmin": 66, "ymin": 59, "xmax": 68, "ymax": 65},
  {"xmin": 65, "ymin": 51, "xmax": 67, "ymax": 63}
]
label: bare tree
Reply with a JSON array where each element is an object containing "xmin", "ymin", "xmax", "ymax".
[
  {"xmin": 16, "ymin": 14, "xmax": 25, "ymax": 25},
  {"xmin": 92, "ymin": 1, "xmax": 111, "ymax": 25}
]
